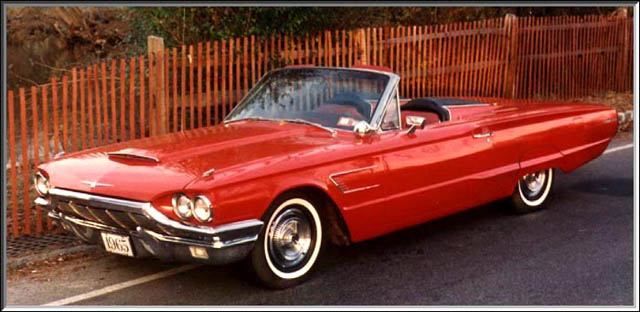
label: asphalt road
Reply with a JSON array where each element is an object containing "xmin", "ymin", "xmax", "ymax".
[{"xmin": 7, "ymin": 133, "xmax": 635, "ymax": 306}]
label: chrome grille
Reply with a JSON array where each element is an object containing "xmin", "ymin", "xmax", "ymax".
[{"xmin": 53, "ymin": 197, "xmax": 171, "ymax": 236}]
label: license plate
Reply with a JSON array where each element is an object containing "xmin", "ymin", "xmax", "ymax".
[{"xmin": 100, "ymin": 232, "xmax": 134, "ymax": 257}]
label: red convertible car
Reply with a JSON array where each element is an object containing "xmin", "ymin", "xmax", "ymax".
[{"xmin": 35, "ymin": 66, "xmax": 618, "ymax": 288}]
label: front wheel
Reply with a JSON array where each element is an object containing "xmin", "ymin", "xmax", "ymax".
[
  {"xmin": 250, "ymin": 194, "xmax": 323, "ymax": 289},
  {"xmin": 510, "ymin": 168, "xmax": 554, "ymax": 214}
]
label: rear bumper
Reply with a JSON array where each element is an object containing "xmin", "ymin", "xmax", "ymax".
[{"xmin": 37, "ymin": 193, "xmax": 263, "ymax": 266}]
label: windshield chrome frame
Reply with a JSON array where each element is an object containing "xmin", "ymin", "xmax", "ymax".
[
  {"xmin": 223, "ymin": 66, "xmax": 400, "ymax": 132},
  {"xmin": 378, "ymin": 87, "xmax": 403, "ymax": 133}
]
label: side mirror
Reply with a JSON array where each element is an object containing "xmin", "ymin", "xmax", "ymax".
[
  {"xmin": 405, "ymin": 116, "xmax": 426, "ymax": 135},
  {"xmin": 353, "ymin": 121, "xmax": 374, "ymax": 137}
]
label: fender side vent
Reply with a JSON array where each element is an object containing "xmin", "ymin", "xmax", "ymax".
[{"xmin": 331, "ymin": 177, "xmax": 350, "ymax": 193}]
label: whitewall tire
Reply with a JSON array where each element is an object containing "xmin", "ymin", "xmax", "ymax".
[
  {"xmin": 250, "ymin": 193, "xmax": 323, "ymax": 289},
  {"xmin": 510, "ymin": 168, "xmax": 554, "ymax": 214}
]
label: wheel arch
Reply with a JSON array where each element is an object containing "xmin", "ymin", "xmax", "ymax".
[
  {"xmin": 512, "ymin": 144, "xmax": 565, "ymax": 187},
  {"xmin": 268, "ymin": 184, "xmax": 352, "ymax": 246}
]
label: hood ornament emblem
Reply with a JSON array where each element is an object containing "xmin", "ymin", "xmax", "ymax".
[
  {"xmin": 202, "ymin": 168, "xmax": 216, "ymax": 178},
  {"xmin": 81, "ymin": 180, "xmax": 113, "ymax": 189}
]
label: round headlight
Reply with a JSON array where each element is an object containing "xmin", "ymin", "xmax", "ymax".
[
  {"xmin": 192, "ymin": 196, "xmax": 213, "ymax": 222},
  {"xmin": 34, "ymin": 173, "xmax": 50, "ymax": 196},
  {"xmin": 172, "ymin": 194, "xmax": 193, "ymax": 220}
]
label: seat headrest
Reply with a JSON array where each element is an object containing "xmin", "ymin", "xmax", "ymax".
[{"xmin": 400, "ymin": 98, "xmax": 450, "ymax": 122}]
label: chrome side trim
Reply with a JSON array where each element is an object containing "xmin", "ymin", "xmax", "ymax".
[
  {"xmin": 442, "ymin": 103, "xmax": 490, "ymax": 107},
  {"xmin": 107, "ymin": 152, "xmax": 160, "ymax": 163},
  {"xmin": 329, "ymin": 165, "xmax": 380, "ymax": 194},
  {"xmin": 472, "ymin": 132, "xmax": 493, "ymax": 139},
  {"xmin": 329, "ymin": 165, "xmax": 378, "ymax": 178},
  {"xmin": 342, "ymin": 184, "xmax": 380, "ymax": 194}
]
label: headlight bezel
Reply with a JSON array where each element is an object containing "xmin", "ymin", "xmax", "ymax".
[
  {"xmin": 192, "ymin": 195, "xmax": 214, "ymax": 223},
  {"xmin": 172, "ymin": 193, "xmax": 194, "ymax": 220},
  {"xmin": 34, "ymin": 172, "xmax": 50, "ymax": 197}
]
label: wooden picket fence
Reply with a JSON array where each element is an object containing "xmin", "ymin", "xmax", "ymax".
[{"xmin": 6, "ymin": 14, "xmax": 633, "ymax": 237}]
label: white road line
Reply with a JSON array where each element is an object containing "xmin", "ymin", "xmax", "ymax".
[
  {"xmin": 42, "ymin": 264, "xmax": 201, "ymax": 306},
  {"xmin": 604, "ymin": 143, "xmax": 634, "ymax": 155}
]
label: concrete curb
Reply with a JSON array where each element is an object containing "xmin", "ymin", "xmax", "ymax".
[{"xmin": 7, "ymin": 244, "xmax": 99, "ymax": 270}]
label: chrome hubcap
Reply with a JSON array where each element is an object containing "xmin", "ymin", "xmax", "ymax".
[
  {"xmin": 268, "ymin": 208, "xmax": 313, "ymax": 269},
  {"xmin": 522, "ymin": 170, "xmax": 547, "ymax": 197}
]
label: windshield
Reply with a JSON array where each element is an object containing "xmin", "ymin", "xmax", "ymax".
[{"xmin": 226, "ymin": 68, "xmax": 391, "ymax": 130}]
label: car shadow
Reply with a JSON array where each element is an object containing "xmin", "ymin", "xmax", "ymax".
[
  {"xmin": 317, "ymin": 198, "xmax": 516, "ymax": 269},
  {"xmin": 565, "ymin": 178, "xmax": 633, "ymax": 197}
]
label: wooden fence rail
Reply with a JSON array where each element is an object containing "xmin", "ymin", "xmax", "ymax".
[{"xmin": 5, "ymin": 14, "xmax": 633, "ymax": 237}]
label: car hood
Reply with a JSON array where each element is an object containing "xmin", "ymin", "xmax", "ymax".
[{"xmin": 41, "ymin": 121, "xmax": 340, "ymax": 202}]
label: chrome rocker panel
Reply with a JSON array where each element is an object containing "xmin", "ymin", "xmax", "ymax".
[{"xmin": 37, "ymin": 189, "xmax": 264, "ymax": 265}]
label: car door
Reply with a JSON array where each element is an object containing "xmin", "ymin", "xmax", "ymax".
[
  {"xmin": 365, "ymin": 97, "xmax": 504, "ymax": 237},
  {"xmin": 338, "ymin": 89, "xmax": 508, "ymax": 242}
]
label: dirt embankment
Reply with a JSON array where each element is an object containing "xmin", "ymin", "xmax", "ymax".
[
  {"xmin": 7, "ymin": 7, "xmax": 137, "ymax": 89},
  {"xmin": 574, "ymin": 92, "xmax": 634, "ymax": 113}
]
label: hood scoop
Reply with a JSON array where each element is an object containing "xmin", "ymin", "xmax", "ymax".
[{"xmin": 107, "ymin": 150, "xmax": 160, "ymax": 163}]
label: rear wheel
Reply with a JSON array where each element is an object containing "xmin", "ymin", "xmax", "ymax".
[
  {"xmin": 510, "ymin": 168, "xmax": 554, "ymax": 214},
  {"xmin": 250, "ymin": 193, "xmax": 323, "ymax": 289}
]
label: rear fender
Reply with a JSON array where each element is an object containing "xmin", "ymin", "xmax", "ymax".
[{"xmin": 512, "ymin": 145, "xmax": 565, "ymax": 185}]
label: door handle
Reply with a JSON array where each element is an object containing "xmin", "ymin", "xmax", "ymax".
[{"xmin": 472, "ymin": 131, "xmax": 493, "ymax": 139}]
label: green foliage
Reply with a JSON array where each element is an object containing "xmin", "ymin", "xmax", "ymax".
[
  {"xmin": 126, "ymin": 7, "xmax": 622, "ymax": 50},
  {"xmin": 130, "ymin": 7, "xmax": 343, "ymax": 47}
]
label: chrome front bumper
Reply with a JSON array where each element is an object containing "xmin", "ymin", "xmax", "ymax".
[{"xmin": 37, "ymin": 189, "xmax": 263, "ymax": 265}]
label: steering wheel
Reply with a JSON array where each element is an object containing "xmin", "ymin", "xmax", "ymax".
[{"xmin": 328, "ymin": 92, "xmax": 371, "ymax": 119}]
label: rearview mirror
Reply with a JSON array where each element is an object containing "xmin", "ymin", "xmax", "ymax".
[
  {"xmin": 406, "ymin": 116, "xmax": 426, "ymax": 135},
  {"xmin": 353, "ymin": 121, "xmax": 374, "ymax": 137}
]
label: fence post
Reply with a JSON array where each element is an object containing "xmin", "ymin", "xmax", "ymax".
[
  {"xmin": 617, "ymin": 8, "xmax": 629, "ymax": 92},
  {"xmin": 148, "ymin": 36, "xmax": 167, "ymax": 135},
  {"xmin": 356, "ymin": 28, "xmax": 368, "ymax": 65},
  {"xmin": 503, "ymin": 14, "xmax": 519, "ymax": 98}
]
